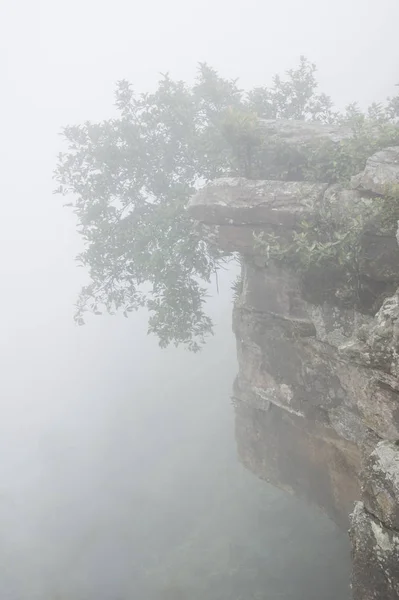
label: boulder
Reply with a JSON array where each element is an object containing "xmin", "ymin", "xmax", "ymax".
[
  {"xmin": 362, "ymin": 441, "xmax": 399, "ymax": 530},
  {"xmin": 350, "ymin": 502, "xmax": 399, "ymax": 600},
  {"xmin": 351, "ymin": 146, "xmax": 399, "ymax": 195}
]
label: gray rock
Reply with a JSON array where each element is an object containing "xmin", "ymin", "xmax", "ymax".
[
  {"xmin": 321, "ymin": 185, "xmax": 375, "ymax": 222},
  {"xmin": 235, "ymin": 398, "xmax": 360, "ymax": 528},
  {"xmin": 328, "ymin": 406, "xmax": 372, "ymax": 446},
  {"xmin": 309, "ymin": 303, "xmax": 372, "ymax": 348},
  {"xmin": 350, "ymin": 502, "xmax": 399, "ymax": 600},
  {"xmin": 234, "ymin": 304, "xmax": 347, "ymax": 420},
  {"xmin": 188, "ymin": 178, "xmax": 328, "ymax": 226},
  {"xmin": 258, "ymin": 119, "xmax": 353, "ymax": 146},
  {"xmin": 341, "ymin": 290, "xmax": 399, "ymax": 377},
  {"xmin": 188, "ymin": 123, "xmax": 399, "ymax": 597},
  {"xmin": 351, "ymin": 146, "xmax": 399, "ymax": 195},
  {"xmin": 238, "ymin": 261, "xmax": 308, "ymax": 319},
  {"xmin": 335, "ymin": 360, "xmax": 399, "ymax": 440},
  {"xmin": 358, "ymin": 227, "xmax": 399, "ymax": 282},
  {"xmin": 362, "ymin": 441, "xmax": 399, "ymax": 530}
]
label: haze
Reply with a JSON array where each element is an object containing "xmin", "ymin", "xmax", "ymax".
[{"xmin": 1, "ymin": 1, "xmax": 398, "ymax": 598}]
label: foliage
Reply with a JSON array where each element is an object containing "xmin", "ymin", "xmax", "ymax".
[
  {"xmin": 55, "ymin": 58, "xmax": 399, "ymax": 349},
  {"xmin": 247, "ymin": 56, "xmax": 337, "ymax": 123},
  {"xmin": 380, "ymin": 183, "xmax": 399, "ymax": 231},
  {"xmin": 55, "ymin": 67, "xmax": 241, "ymax": 352},
  {"xmin": 230, "ymin": 256, "xmax": 244, "ymax": 303},
  {"xmin": 303, "ymin": 116, "xmax": 399, "ymax": 184},
  {"xmin": 253, "ymin": 180, "xmax": 399, "ymax": 308},
  {"xmin": 254, "ymin": 213, "xmax": 366, "ymax": 305}
]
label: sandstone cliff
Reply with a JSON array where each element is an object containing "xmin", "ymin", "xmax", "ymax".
[{"xmin": 188, "ymin": 124, "xmax": 399, "ymax": 600}]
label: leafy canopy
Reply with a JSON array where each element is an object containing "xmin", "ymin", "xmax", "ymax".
[{"xmin": 54, "ymin": 58, "xmax": 399, "ymax": 351}]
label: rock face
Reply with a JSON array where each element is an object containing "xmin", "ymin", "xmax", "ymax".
[
  {"xmin": 188, "ymin": 128, "xmax": 399, "ymax": 599},
  {"xmin": 349, "ymin": 441, "xmax": 399, "ymax": 599},
  {"xmin": 350, "ymin": 502, "xmax": 399, "ymax": 600},
  {"xmin": 362, "ymin": 441, "xmax": 399, "ymax": 530},
  {"xmin": 189, "ymin": 178, "xmax": 329, "ymax": 227},
  {"xmin": 258, "ymin": 118, "xmax": 353, "ymax": 146},
  {"xmin": 351, "ymin": 146, "xmax": 399, "ymax": 195}
]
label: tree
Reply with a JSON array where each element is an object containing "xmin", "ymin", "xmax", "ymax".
[
  {"xmin": 54, "ymin": 58, "xmax": 399, "ymax": 351},
  {"xmin": 247, "ymin": 56, "xmax": 336, "ymax": 122}
]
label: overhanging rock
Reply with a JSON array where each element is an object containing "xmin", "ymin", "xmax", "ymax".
[{"xmin": 189, "ymin": 178, "xmax": 329, "ymax": 227}]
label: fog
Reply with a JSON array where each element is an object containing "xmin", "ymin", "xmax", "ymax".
[{"xmin": 1, "ymin": 0, "xmax": 398, "ymax": 598}]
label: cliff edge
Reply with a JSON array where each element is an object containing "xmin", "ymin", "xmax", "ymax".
[{"xmin": 188, "ymin": 122, "xmax": 399, "ymax": 599}]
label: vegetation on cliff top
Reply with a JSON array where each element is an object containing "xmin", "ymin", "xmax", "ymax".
[{"xmin": 54, "ymin": 57, "xmax": 399, "ymax": 350}]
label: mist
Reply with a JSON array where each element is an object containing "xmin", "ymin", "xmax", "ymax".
[{"xmin": 1, "ymin": 0, "xmax": 398, "ymax": 598}]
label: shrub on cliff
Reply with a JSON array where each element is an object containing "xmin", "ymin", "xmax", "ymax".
[{"xmin": 54, "ymin": 58, "xmax": 399, "ymax": 350}]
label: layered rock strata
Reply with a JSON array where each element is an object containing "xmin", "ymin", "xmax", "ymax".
[{"xmin": 188, "ymin": 130, "xmax": 399, "ymax": 599}]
